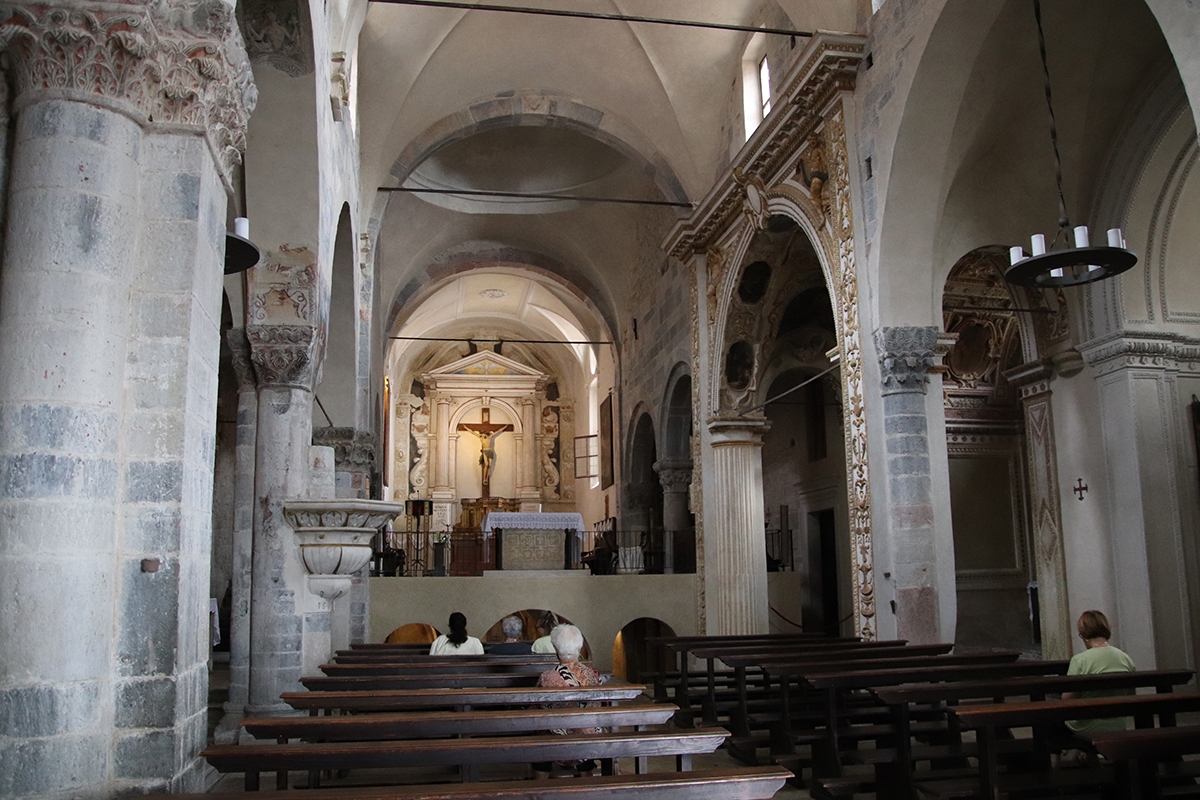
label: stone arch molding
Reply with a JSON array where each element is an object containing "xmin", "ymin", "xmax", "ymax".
[{"xmin": 388, "ymin": 89, "xmax": 689, "ymax": 204}]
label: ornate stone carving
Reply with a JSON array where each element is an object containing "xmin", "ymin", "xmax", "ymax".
[
  {"xmin": 876, "ymin": 327, "xmax": 939, "ymax": 395},
  {"xmin": 246, "ymin": 324, "xmax": 315, "ymax": 390},
  {"xmin": 226, "ymin": 327, "xmax": 257, "ymax": 391},
  {"xmin": 827, "ymin": 106, "xmax": 875, "ymax": 640},
  {"xmin": 283, "ymin": 498, "xmax": 404, "ymax": 599},
  {"xmin": 654, "ymin": 461, "xmax": 693, "ymax": 494},
  {"xmin": 237, "ymin": 0, "xmax": 313, "ymax": 76},
  {"xmin": 539, "ymin": 406, "xmax": 560, "ymax": 498},
  {"xmin": 0, "ymin": 0, "xmax": 257, "ymax": 184},
  {"xmin": 312, "ymin": 427, "xmax": 376, "ymax": 471},
  {"xmin": 1080, "ymin": 331, "xmax": 1200, "ymax": 376}
]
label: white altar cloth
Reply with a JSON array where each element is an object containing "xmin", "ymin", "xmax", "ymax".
[{"xmin": 482, "ymin": 512, "xmax": 585, "ymax": 534}]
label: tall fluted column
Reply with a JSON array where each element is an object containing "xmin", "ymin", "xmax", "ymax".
[
  {"xmin": 434, "ymin": 396, "xmax": 451, "ymax": 492},
  {"xmin": 216, "ymin": 329, "xmax": 258, "ymax": 742},
  {"xmin": 0, "ymin": 2, "xmax": 254, "ymax": 793},
  {"xmin": 519, "ymin": 396, "xmax": 540, "ymax": 508},
  {"xmin": 705, "ymin": 419, "xmax": 770, "ymax": 634},
  {"xmin": 656, "ymin": 461, "xmax": 693, "ymax": 574},
  {"xmin": 875, "ymin": 327, "xmax": 952, "ymax": 644},
  {"xmin": 247, "ymin": 325, "xmax": 317, "ymax": 715}
]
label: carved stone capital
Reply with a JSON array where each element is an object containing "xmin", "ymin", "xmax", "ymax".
[
  {"xmin": 246, "ymin": 324, "xmax": 315, "ymax": 390},
  {"xmin": 654, "ymin": 460, "xmax": 693, "ymax": 494},
  {"xmin": 312, "ymin": 427, "xmax": 376, "ymax": 471},
  {"xmin": 225, "ymin": 327, "xmax": 257, "ymax": 392},
  {"xmin": 876, "ymin": 326, "xmax": 938, "ymax": 395},
  {"xmin": 0, "ymin": 0, "xmax": 257, "ymax": 184},
  {"xmin": 1079, "ymin": 332, "xmax": 1200, "ymax": 377}
]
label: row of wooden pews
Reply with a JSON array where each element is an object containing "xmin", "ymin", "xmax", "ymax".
[
  {"xmin": 645, "ymin": 632, "xmax": 1200, "ymax": 799},
  {"xmin": 169, "ymin": 642, "xmax": 791, "ymax": 800}
]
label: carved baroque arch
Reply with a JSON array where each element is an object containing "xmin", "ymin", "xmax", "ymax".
[{"xmin": 662, "ymin": 32, "xmax": 873, "ymax": 638}]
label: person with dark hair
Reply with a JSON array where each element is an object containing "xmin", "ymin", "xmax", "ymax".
[
  {"xmin": 531, "ymin": 610, "xmax": 558, "ymax": 654},
  {"xmin": 429, "ymin": 611, "xmax": 484, "ymax": 655},
  {"xmin": 489, "ymin": 615, "xmax": 534, "ymax": 654}
]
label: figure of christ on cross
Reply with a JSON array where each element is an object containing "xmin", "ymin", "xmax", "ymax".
[{"xmin": 457, "ymin": 407, "xmax": 514, "ymax": 499}]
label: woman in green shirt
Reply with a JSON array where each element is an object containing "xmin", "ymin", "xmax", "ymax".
[{"xmin": 1062, "ymin": 609, "xmax": 1135, "ymax": 735}]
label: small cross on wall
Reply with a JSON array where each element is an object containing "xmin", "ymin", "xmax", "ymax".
[{"xmin": 1073, "ymin": 478, "xmax": 1088, "ymax": 501}]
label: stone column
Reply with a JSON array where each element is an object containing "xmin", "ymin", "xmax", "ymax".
[
  {"xmin": 705, "ymin": 418, "xmax": 770, "ymax": 634},
  {"xmin": 434, "ymin": 397, "xmax": 451, "ymax": 492},
  {"xmin": 519, "ymin": 396, "xmax": 541, "ymax": 509},
  {"xmin": 216, "ymin": 329, "xmax": 259, "ymax": 742},
  {"xmin": 1079, "ymin": 335, "xmax": 1196, "ymax": 669},
  {"xmin": 247, "ymin": 325, "xmax": 317, "ymax": 714},
  {"xmin": 656, "ymin": 460, "xmax": 693, "ymax": 574},
  {"xmin": 875, "ymin": 327, "xmax": 946, "ymax": 644},
  {"xmin": 0, "ymin": 2, "xmax": 254, "ymax": 793}
]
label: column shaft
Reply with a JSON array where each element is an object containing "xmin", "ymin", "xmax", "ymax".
[{"xmin": 705, "ymin": 420, "xmax": 769, "ymax": 634}]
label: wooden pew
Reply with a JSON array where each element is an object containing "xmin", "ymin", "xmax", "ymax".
[
  {"xmin": 799, "ymin": 660, "xmax": 1070, "ymax": 782},
  {"xmin": 332, "ymin": 652, "xmax": 555, "ymax": 664},
  {"xmin": 242, "ymin": 703, "xmax": 679, "ymax": 742},
  {"xmin": 148, "ymin": 765, "xmax": 793, "ymax": 800},
  {"xmin": 282, "ymin": 684, "xmax": 648, "ymax": 715},
  {"xmin": 864, "ymin": 669, "xmax": 1194, "ymax": 800},
  {"xmin": 319, "ymin": 660, "xmax": 551, "ymax": 676},
  {"xmin": 1089, "ymin": 725, "xmax": 1200, "ymax": 800},
  {"xmin": 920, "ymin": 693, "xmax": 1200, "ymax": 799},
  {"xmin": 300, "ymin": 673, "xmax": 541, "ymax": 692},
  {"xmin": 202, "ymin": 727, "xmax": 732, "ymax": 789}
]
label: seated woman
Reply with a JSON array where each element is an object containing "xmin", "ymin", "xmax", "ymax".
[
  {"xmin": 428, "ymin": 611, "xmax": 485, "ymax": 655},
  {"xmin": 533, "ymin": 624, "xmax": 605, "ymax": 778},
  {"xmin": 1062, "ymin": 609, "xmax": 1135, "ymax": 732}
]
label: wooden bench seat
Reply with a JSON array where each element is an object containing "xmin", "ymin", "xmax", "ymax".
[
  {"xmin": 154, "ymin": 767, "xmax": 793, "ymax": 800},
  {"xmin": 282, "ymin": 685, "xmax": 647, "ymax": 715},
  {"xmin": 201, "ymin": 727, "xmax": 732, "ymax": 790},
  {"xmin": 319, "ymin": 661, "xmax": 551, "ymax": 676},
  {"xmin": 242, "ymin": 703, "xmax": 679, "ymax": 742},
  {"xmin": 1090, "ymin": 725, "xmax": 1200, "ymax": 800},
  {"xmin": 300, "ymin": 673, "xmax": 541, "ymax": 692}
]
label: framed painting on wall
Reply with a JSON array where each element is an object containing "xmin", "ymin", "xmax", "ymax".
[{"xmin": 600, "ymin": 393, "xmax": 614, "ymax": 489}]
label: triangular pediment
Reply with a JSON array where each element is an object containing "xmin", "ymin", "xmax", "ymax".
[{"xmin": 427, "ymin": 350, "xmax": 545, "ymax": 379}]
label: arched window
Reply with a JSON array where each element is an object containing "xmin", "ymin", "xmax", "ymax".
[{"xmin": 742, "ymin": 32, "xmax": 771, "ymax": 140}]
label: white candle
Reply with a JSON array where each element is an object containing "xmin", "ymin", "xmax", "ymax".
[
  {"xmin": 1031, "ymin": 233, "xmax": 1046, "ymax": 256},
  {"xmin": 1107, "ymin": 228, "xmax": 1123, "ymax": 248},
  {"xmin": 1009, "ymin": 245, "xmax": 1025, "ymax": 265},
  {"xmin": 234, "ymin": 217, "xmax": 250, "ymax": 239},
  {"xmin": 1073, "ymin": 226, "xmax": 1090, "ymax": 248}
]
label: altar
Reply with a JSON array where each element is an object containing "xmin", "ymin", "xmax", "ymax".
[{"xmin": 482, "ymin": 511, "xmax": 586, "ymax": 570}]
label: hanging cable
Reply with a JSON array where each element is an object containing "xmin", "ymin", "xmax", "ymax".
[
  {"xmin": 738, "ymin": 363, "xmax": 837, "ymax": 416},
  {"xmin": 378, "ymin": 185, "xmax": 693, "ymax": 208},
  {"xmin": 370, "ymin": 0, "xmax": 812, "ymax": 38},
  {"xmin": 1033, "ymin": 0, "xmax": 1072, "ymax": 243}
]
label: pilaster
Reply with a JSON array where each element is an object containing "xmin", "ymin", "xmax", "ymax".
[
  {"xmin": 1079, "ymin": 333, "xmax": 1198, "ymax": 669},
  {"xmin": 1004, "ymin": 360, "xmax": 1072, "ymax": 660}
]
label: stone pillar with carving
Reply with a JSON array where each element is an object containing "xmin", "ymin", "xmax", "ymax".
[
  {"xmin": 247, "ymin": 325, "xmax": 318, "ymax": 714},
  {"xmin": 1004, "ymin": 360, "xmax": 1071, "ymax": 660},
  {"xmin": 1078, "ymin": 334, "xmax": 1197, "ymax": 669},
  {"xmin": 216, "ymin": 329, "xmax": 259, "ymax": 742},
  {"xmin": 519, "ymin": 395, "xmax": 541, "ymax": 509},
  {"xmin": 875, "ymin": 327, "xmax": 950, "ymax": 644},
  {"xmin": 656, "ymin": 460, "xmax": 693, "ymax": 574},
  {"xmin": 0, "ymin": 1, "xmax": 254, "ymax": 793},
  {"xmin": 434, "ymin": 396, "xmax": 451, "ymax": 493},
  {"xmin": 705, "ymin": 419, "xmax": 770, "ymax": 634}
]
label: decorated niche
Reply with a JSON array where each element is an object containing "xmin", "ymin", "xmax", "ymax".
[{"xmin": 390, "ymin": 350, "xmax": 572, "ymax": 515}]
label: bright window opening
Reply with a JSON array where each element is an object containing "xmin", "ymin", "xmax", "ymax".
[
  {"xmin": 742, "ymin": 32, "xmax": 770, "ymax": 140},
  {"xmin": 759, "ymin": 56, "xmax": 772, "ymax": 118}
]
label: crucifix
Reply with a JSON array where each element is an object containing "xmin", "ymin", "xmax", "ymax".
[{"xmin": 457, "ymin": 407, "xmax": 513, "ymax": 499}]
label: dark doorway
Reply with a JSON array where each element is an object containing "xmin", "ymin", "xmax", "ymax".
[
  {"xmin": 805, "ymin": 508, "xmax": 839, "ymax": 632},
  {"xmin": 612, "ymin": 618, "xmax": 676, "ymax": 682}
]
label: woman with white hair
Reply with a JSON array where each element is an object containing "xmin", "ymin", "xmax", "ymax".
[
  {"xmin": 489, "ymin": 614, "xmax": 533, "ymax": 655},
  {"xmin": 532, "ymin": 624, "xmax": 604, "ymax": 778}
]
